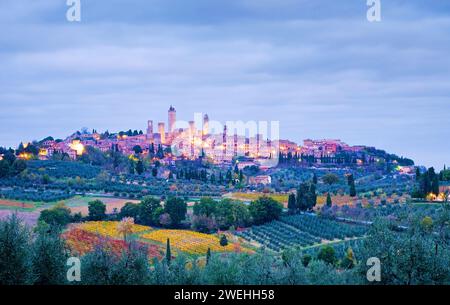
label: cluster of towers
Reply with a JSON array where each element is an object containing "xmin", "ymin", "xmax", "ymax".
[
  {"xmin": 144, "ymin": 106, "xmax": 275, "ymax": 162},
  {"xmin": 146, "ymin": 106, "xmax": 210, "ymax": 147}
]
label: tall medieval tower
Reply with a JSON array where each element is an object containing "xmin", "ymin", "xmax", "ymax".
[
  {"xmin": 168, "ymin": 105, "xmax": 176, "ymax": 134},
  {"xmin": 158, "ymin": 122, "xmax": 166, "ymax": 145},
  {"xmin": 146, "ymin": 120, "xmax": 154, "ymax": 143},
  {"xmin": 202, "ymin": 114, "xmax": 209, "ymax": 138}
]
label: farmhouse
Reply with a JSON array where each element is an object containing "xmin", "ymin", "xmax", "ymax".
[{"xmin": 248, "ymin": 175, "xmax": 272, "ymax": 185}]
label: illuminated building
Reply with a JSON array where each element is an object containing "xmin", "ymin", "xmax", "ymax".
[
  {"xmin": 158, "ymin": 122, "xmax": 166, "ymax": 144},
  {"xmin": 203, "ymin": 114, "xmax": 209, "ymax": 138},
  {"xmin": 146, "ymin": 120, "xmax": 154, "ymax": 143},
  {"xmin": 69, "ymin": 140, "xmax": 85, "ymax": 156},
  {"xmin": 168, "ymin": 105, "xmax": 176, "ymax": 134}
]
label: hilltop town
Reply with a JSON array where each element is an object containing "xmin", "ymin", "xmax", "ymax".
[{"xmin": 10, "ymin": 106, "xmax": 415, "ymax": 172}]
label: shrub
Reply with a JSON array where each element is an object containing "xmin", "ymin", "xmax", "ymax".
[
  {"xmin": 249, "ymin": 196, "xmax": 283, "ymax": 225},
  {"xmin": 88, "ymin": 200, "xmax": 107, "ymax": 221},
  {"xmin": 220, "ymin": 235, "xmax": 228, "ymax": 247},
  {"xmin": 317, "ymin": 245, "xmax": 337, "ymax": 265},
  {"xmin": 39, "ymin": 204, "xmax": 72, "ymax": 229}
]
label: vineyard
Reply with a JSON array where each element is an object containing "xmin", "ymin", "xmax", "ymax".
[
  {"xmin": 63, "ymin": 221, "xmax": 250, "ymax": 259},
  {"xmin": 27, "ymin": 160, "xmax": 102, "ymax": 179},
  {"xmin": 302, "ymin": 238, "xmax": 365, "ymax": 259},
  {"xmin": 235, "ymin": 213, "xmax": 367, "ymax": 252},
  {"xmin": 235, "ymin": 221, "xmax": 321, "ymax": 251},
  {"xmin": 281, "ymin": 214, "xmax": 368, "ymax": 240},
  {"xmin": 0, "ymin": 188, "xmax": 73, "ymax": 203},
  {"xmin": 77, "ymin": 221, "xmax": 151, "ymax": 238},
  {"xmin": 63, "ymin": 228, "xmax": 164, "ymax": 259},
  {"xmin": 226, "ymin": 192, "xmax": 289, "ymax": 205},
  {"xmin": 141, "ymin": 229, "xmax": 248, "ymax": 255}
]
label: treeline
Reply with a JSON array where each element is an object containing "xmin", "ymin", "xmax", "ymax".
[
  {"xmin": 0, "ymin": 189, "xmax": 72, "ymax": 203},
  {"xmin": 287, "ymin": 174, "xmax": 357, "ymax": 212},
  {"xmin": 0, "ymin": 147, "xmax": 27, "ymax": 178},
  {"xmin": 38, "ymin": 197, "xmax": 188, "ymax": 230},
  {"xmin": 0, "ymin": 175, "xmax": 224, "ymax": 200},
  {"xmin": 439, "ymin": 165, "xmax": 450, "ymax": 182},
  {"xmin": 278, "ymin": 149, "xmax": 414, "ymax": 167},
  {"xmin": 1, "ymin": 210, "xmax": 449, "ymax": 285},
  {"xmin": 192, "ymin": 196, "xmax": 283, "ymax": 231},
  {"xmin": 413, "ymin": 167, "xmax": 441, "ymax": 198},
  {"xmin": 279, "ymin": 152, "xmax": 365, "ymax": 165},
  {"xmin": 38, "ymin": 196, "xmax": 284, "ymax": 232},
  {"xmin": 176, "ymin": 164, "xmax": 244, "ymax": 186},
  {"xmin": 287, "ymin": 182, "xmax": 317, "ymax": 213}
]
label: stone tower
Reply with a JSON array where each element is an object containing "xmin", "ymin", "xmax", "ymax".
[
  {"xmin": 223, "ymin": 124, "xmax": 227, "ymax": 158},
  {"xmin": 158, "ymin": 122, "xmax": 165, "ymax": 145},
  {"xmin": 168, "ymin": 105, "xmax": 176, "ymax": 134},
  {"xmin": 203, "ymin": 114, "xmax": 209, "ymax": 138},
  {"xmin": 146, "ymin": 120, "xmax": 154, "ymax": 143}
]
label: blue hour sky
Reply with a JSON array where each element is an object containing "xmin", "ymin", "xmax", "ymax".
[{"xmin": 0, "ymin": 0, "xmax": 449, "ymax": 168}]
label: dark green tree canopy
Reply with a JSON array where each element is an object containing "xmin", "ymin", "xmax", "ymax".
[
  {"xmin": 88, "ymin": 200, "xmax": 107, "ymax": 221},
  {"xmin": 249, "ymin": 196, "xmax": 283, "ymax": 225}
]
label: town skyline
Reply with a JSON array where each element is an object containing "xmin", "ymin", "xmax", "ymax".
[
  {"xmin": 0, "ymin": 104, "xmax": 443, "ymax": 169},
  {"xmin": 5, "ymin": 105, "xmax": 416, "ymax": 174}
]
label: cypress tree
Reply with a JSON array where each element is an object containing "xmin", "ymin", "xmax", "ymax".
[
  {"xmin": 288, "ymin": 193, "xmax": 296, "ymax": 213},
  {"xmin": 239, "ymin": 170, "xmax": 244, "ymax": 183},
  {"xmin": 149, "ymin": 143, "xmax": 155, "ymax": 156},
  {"xmin": 415, "ymin": 167, "xmax": 421, "ymax": 181},
  {"xmin": 166, "ymin": 238, "xmax": 171, "ymax": 265},
  {"xmin": 226, "ymin": 170, "xmax": 232, "ymax": 183},
  {"xmin": 349, "ymin": 181, "xmax": 357, "ymax": 197},
  {"xmin": 326, "ymin": 193, "xmax": 332, "ymax": 207},
  {"xmin": 296, "ymin": 183, "xmax": 309, "ymax": 211},
  {"xmin": 157, "ymin": 144, "xmax": 164, "ymax": 159},
  {"xmin": 422, "ymin": 173, "xmax": 431, "ymax": 196},
  {"xmin": 206, "ymin": 248, "xmax": 211, "ymax": 265},
  {"xmin": 308, "ymin": 183, "xmax": 317, "ymax": 210},
  {"xmin": 431, "ymin": 175, "xmax": 440, "ymax": 196},
  {"xmin": 347, "ymin": 174, "xmax": 354, "ymax": 186},
  {"xmin": 136, "ymin": 160, "xmax": 144, "ymax": 175}
]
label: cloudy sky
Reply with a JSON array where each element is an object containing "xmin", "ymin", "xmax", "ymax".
[{"xmin": 0, "ymin": 0, "xmax": 449, "ymax": 168}]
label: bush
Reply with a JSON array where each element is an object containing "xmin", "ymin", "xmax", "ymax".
[
  {"xmin": 88, "ymin": 200, "xmax": 107, "ymax": 221},
  {"xmin": 137, "ymin": 196, "xmax": 162, "ymax": 226},
  {"xmin": 0, "ymin": 214, "xmax": 32, "ymax": 284},
  {"xmin": 249, "ymin": 196, "xmax": 283, "ymax": 225},
  {"xmin": 302, "ymin": 254, "xmax": 312, "ymax": 267},
  {"xmin": 317, "ymin": 245, "xmax": 337, "ymax": 265},
  {"xmin": 119, "ymin": 202, "xmax": 140, "ymax": 220},
  {"xmin": 39, "ymin": 204, "xmax": 72, "ymax": 229},
  {"xmin": 164, "ymin": 197, "xmax": 187, "ymax": 227},
  {"xmin": 31, "ymin": 231, "xmax": 68, "ymax": 284},
  {"xmin": 220, "ymin": 235, "xmax": 228, "ymax": 247}
]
